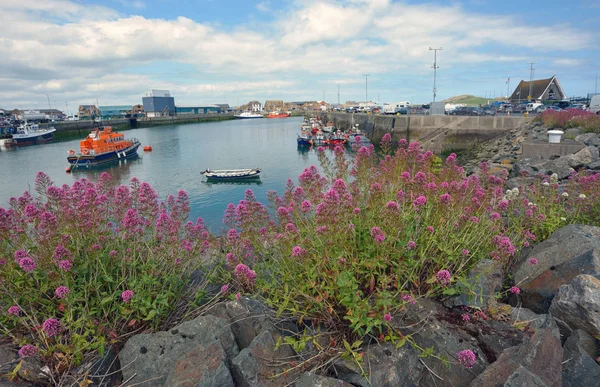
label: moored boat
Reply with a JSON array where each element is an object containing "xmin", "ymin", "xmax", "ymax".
[
  {"xmin": 266, "ymin": 111, "xmax": 290, "ymax": 118},
  {"xmin": 202, "ymin": 168, "xmax": 261, "ymax": 181},
  {"xmin": 328, "ymin": 130, "xmax": 347, "ymax": 145},
  {"xmin": 297, "ymin": 132, "xmax": 312, "ymax": 146},
  {"xmin": 4, "ymin": 122, "xmax": 56, "ymax": 147},
  {"xmin": 66, "ymin": 126, "xmax": 140, "ymax": 169},
  {"xmin": 234, "ymin": 111, "xmax": 264, "ymax": 119}
]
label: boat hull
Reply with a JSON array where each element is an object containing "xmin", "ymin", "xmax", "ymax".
[
  {"xmin": 203, "ymin": 168, "xmax": 261, "ymax": 181},
  {"xmin": 234, "ymin": 114, "xmax": 263, "ymax": 119},
  {"xmin": 266, "ymin": 114, "xmax": 290, "ymax": 118},
  {"xmin": 4, "ymin": 131, "xmax": 54, "ymax": 147},
  {"xmin": 67, "ymin": 142, "xmax": 141, "ymax": 167}
]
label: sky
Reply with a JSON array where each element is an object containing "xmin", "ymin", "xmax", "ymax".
[{"xmin": 1, "ymin": 0, "xmax": 599, "ymax": 111}]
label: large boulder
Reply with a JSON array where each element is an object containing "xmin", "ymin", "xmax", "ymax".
[
  {"xmin": 562, "ymin": 329, "xmax": 600, "ymax": 387},
  {"xmin": 549, "ymin": 274, "xmax": 600, "ymax": 338},
  {"xmin": 444, "ymin": 259, "xmax": 503, "ymax": 309},
  {"xmin": 225, "ymin": 297, "xmax": 278, "ymax": 350},
  {"xmin": 470, "ymin": 315, "xmax": 563, "ymax": 387},
  {"xmin": 331, "ymin": 343, "xmax": 423, "ymax": 387},
  {"xmin": 296, "ymin": 372, "xmax": 354, "ymax": 387},
  {"xmin": 512, "ymin": 224, "xmax": 600, "ymax": 313},
  {"xmin": 230, "ymin": 330, "xmax": 297, "ymax": 387},
  {"xmin": 164, "ymin": 340, "xmax": 235, "ymax": 387},
  {"xmin": 575, "ymin": 133, "xmax": 600, "ymax": 147},
  {"xmin": 119, "ymin": 315, "xmax": 238, "ymax": 386}
]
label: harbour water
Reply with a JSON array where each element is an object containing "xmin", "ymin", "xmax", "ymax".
[{"xmin": 0, "ymin": 117, "xmax": 326, "ymax": 232}]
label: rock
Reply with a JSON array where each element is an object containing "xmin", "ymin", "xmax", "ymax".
[
  {"xmin": 510, "ymin": 307, "xmax": 548, "ymax": 330},
  {"xmin": 230, "ymin": 330, "xmax": 297, "ymax": 387},
  {"xmin": 68, "ymin": 346, "xmax": 122, "ymax": 386},
  {"xmin": 17, "ymin": 357, "xmax": 50, "ymax": 385},
  {"xmin": 564, "ymin": 128, "xmax": 583, "ymax": 138},
  {"xmin": 505, "ymin": 176, "xmax": 537, "ymax": 190},
  {"xmin": 575, "ymin": 133, "xmax": 600, "ymax": 147},
  {"xmin": 587, "ymin": 145, "xmax": 600, "ymax": 163},
  {"xmin": 562, "ymin": 330, "xmax": 600, "ymax": 387},
  {"xmin": 445, "ymin": 259, "xmax": 503, "ymax": 309},
  {"xmin": 566, "ymin": 329, "xmax": 599, "ymax": 359},
  {"xmin": 332, "ymin": 343, "xmax": 423, "ymax": 387},
  {"xmin": 539, "ymin": 157, "xmax": 574, "ymax": 180},
  {"xmin": 119, "ymin": 315, "xmax": 239, "ymax": 386},
  {"xmin": 0, "ymin": 347, "xmax": 19, "ymax": 374},
  {"xmin": 549, "ymin": 274, "xmax": 600, "ymax": 338},
  {"xmin": 296, "ymin": 372, "xmax": 354, "ymax": 387},
  {"xmin": 225, "ymin": 297, "xmax": 278, "ymax": 350},
  {"xmin": 566, "ymin": 147, "xmax": 594, "ymax": 168},
  {"xmin": 470, "ymin": 315, "xmax": 563, "ymax": 387},
  {"xmin": 588, "ymin": 161, "xmax": 600, "ymax": 170},
  {"xmin": 512, "ymin": 224, "xmax": 600, "ymax": 313},
  {"xmin": 164, "ymin": 340, "xmax": 235, "ymax": 387},
  {"xmin": 510, "ymin": 159, "xmax": 536, "ymax": 178}
]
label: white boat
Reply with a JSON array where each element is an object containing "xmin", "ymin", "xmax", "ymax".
[
  {"xmin": 202, "ymin": 168, "xmax": 261, "ymax": 180},
  {"xmin": 234, "ymin": 111, "xmax": 264, "ymax": 119},
  {"xmin": 4, "ymin": 122, "xmax": 56, "ymax": 147}
]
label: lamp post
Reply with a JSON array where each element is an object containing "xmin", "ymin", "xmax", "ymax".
[
  {"xmin": 429, "ymin": 47, "xmax": 442, "ymax": 102},
  {"xmin": 363, "ymin": 74, "xmax": 370, "ymax": 102}
]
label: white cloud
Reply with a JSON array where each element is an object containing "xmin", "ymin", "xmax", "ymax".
[{"xmin": 0, "ymin": 0, "xmax": 594, "ymax": 107}]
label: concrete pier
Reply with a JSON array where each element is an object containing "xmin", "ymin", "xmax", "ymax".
[{"xmin": 309, "ymin": 112, "xmax": 533, "ymax": 153}]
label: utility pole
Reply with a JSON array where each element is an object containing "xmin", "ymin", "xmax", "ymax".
[
  {"xmin": 337, "ymin": 85, "xmax": 340, "ymax": 105},
  {"xmin": 429, "ymin": 47, "xmax": 442, "ymax": 102},
  {"xmin": 363, "ymin": 74, "xmax": 370, "ymax": 102},
  {"xmin": 528, "ymin": 62, "xmax": 537, "ymax": 101},
  {"xmin": 65, "ymin": 101, "xmax": 69, "ymax": 116}
]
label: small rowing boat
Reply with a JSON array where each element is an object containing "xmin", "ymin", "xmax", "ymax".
[{"xmin": 202, "ymin": 168, "xmax": 261, "ymax": 181}]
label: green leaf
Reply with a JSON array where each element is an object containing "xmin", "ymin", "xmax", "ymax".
[{"xmin": 143, "ymin": 309, "xmax": 158, "ymax": 321}]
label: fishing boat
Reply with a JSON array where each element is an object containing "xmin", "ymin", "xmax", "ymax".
[
  {"xmin": 312, "ymin": 131, "xmax": 328, "ymax": 145},
  {"xmin": 266, "ymin": 111, "xmax": 290, "ymax": 118},
  {"xmin": 4, "ymin": 122, "xmax": 56, "ymax": 147},
  {"xmin": 202, "ymin": 168, "xmax": 261, "ymax": 181},
  {"xmin": 297, "ymin": 132, "xmax": 312, "ymax": 146},
  {"xmin": 66, "ymin": 126, "xmax": 140, "ymax": 169},
  {"xmin": 328, "ymin": 130, "xmax": 347, "ymax": 146},
  {"xmin": 322, "ymin": 121, "xmax": 336, "ymax": 133},
  {"xmin": 234, "ymin": 111, "xmax": 264, "ymax": 119}
]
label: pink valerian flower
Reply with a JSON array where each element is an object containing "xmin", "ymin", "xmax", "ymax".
[
  {"xmin": 474, "ymin": 310, "xmax": 489, "ymax": 320},
  {"xmin": 18, "ymin": 345, "xmax": 38, "ymax": 358},
  {"xmin": 374, "ymin": 234, "xmax": 386, "ymax": 243},
  {"xmin": 42, "ymin": 318, "xmax": 61, "ymax": 337},
  {"xmin": 316, "ymin": 226, "xmax": 327, "ymax": 234},
  {"xmin": 498, "ymin": 200, "xmax": 509, "ymax": 211},
  {"xmin": 221, "ymin": 284, "xmax": 229, "ymax": 294},
  {"xmin": 121, "ymin": 290, "xmax": 134, "ymax": 303},
  {"xmin": 457, "ymin": 349, "xmax": 476, "ymax": 368},
  {"xmin": 370, "ymin": 227, "xmax": 382, "ymax": 237},
  {"xmin": 14, "ymin": 250, "xmax": 28, "ymax": 262},
  {"xmin": 235, "ymin": 293, "xmax": 241, "ymax": 301},
  {"xmin": 413, "ymin": 195, "xmax": 427, "ymax": 209},
  {"xmin": 57, "ymin": 260, "xmax": 72, "ymax": 272},
  {"xmin": 18, "ymin": 257, "xmax": 36, "ymax": 272},
  {"xmin": 383, "ymin": 313, "xmax": 392, "ymax": 322},
  {"xmin": 469, "ymin": 216, "xmax": 479, "ymax": 224},
  {"xmin": 292, "ymin": 246, "xmax": 306, "ymax": 257},
  {"xmin": 462, "ymin": 314, "xmax": 471, "ymax": 322},
  {"xmin": 462, "ymin": 249, "xmax": 470, "ymax": 256},
  {"xmin": 353, "ymin": 207, "xmax": 361, "ymax": 214},
  {"xmin": 426, "ymin": 226, "xmax": 435, "ymax": 233},
  {"xmin": 227, "ymin": 229, "xmax": 239, "ymax": 242},
  {"xmin": 386, "ymin": 201, "xmax": 399, "ymax": 211},
  {"xmin": 528, "ymin": 258, "xmax": 539, "ymax": 265},
  {"xmin": 8, "ymin": 305, "xmax": 21, "ymax": 316},
  {"xmin": 401, "ymin": 294, "xmax": 416, "ymax": 305},
  {"xmin": 301, "ymin": 200, "xmax": 312, "ymax": 212},
  {"xmin": 91, "ymin": 243, "xmax": 101, "ymax": 251},
  {"xmin": 285, "ymin": 223, "xmax": 298, "ymax": 233},
  {"xmin": 406, "ymin": 241, "xmax": 417, "ymax": 250},
  {"xmin": 436, "ymin": 270, "xmax": 451, "ymax": 286},
  {"xmin": 109, "ymin": 250, "xmax": 118, "ymax": 258},
  {"xmin": 55, "ymin": 286, "xmax": 70, "ymax": 299},
  {"xmin": 490, "ymin": 212, "xmax": 501, "ymax": 220},
  {"xmin": 510, "ymin": 286, "xmax": 521, "ymax": 295}
]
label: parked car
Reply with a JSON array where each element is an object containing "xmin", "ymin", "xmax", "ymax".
[
  {"xmin": 450, "ymin": 106, "xmax": 480, "ymax": 116},
  {"xmin": 553, "ymin": 101, "xmax": 571, "ymax": 109},
  {"xmin": 480, "ymin": 107, "xmax": 496, "ymax": 116}
]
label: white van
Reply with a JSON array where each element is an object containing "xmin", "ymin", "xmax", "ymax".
[
  {"xmin": 589, "ymin": 95, "xmax": 600, "ymax": 115},
  {"xmin": 526, "ymin": 102, "xmax": 543, "ymax": 112}
]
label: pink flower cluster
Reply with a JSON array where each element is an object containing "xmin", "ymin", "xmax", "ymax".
[
  {"xmin": 292, "ymin": 246, "xmax": 306, "ymax": 257},
  {"xmin": 121, "ymin": 290, "xmax": 135, "ymax": 303},
  {"xmin": 18, "ymin": 344, "xmax": 38, "ymax": 358},
  {"xmin": 55, "ymin": 286, "xmax": 70, "ymax": 299},
  {"xmin": 8, "ymin": 305, "xmax": 21, "ymax": 316},
  {"xmin": 234, "ymin": 263, "xmax": 257, "ymax": 285},
  {"xmin": 436, "ymin": 270, "xmax": 451, "ymax": 286},
  {"xmin": 42, "ymin": 318, "xmax": 61, "ymax": 337},
  {"xmin": 456, "ymin": 349, "xmax": 476, "ymax": 368}
]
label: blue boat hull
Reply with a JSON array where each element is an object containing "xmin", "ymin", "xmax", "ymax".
[
  {"xmin": 6, "ymin": 131, "xmax": 54, "ymax": 146},
  {"xmin": 67, "ymin": 142, "xmax": 141, "ymax": 167}
]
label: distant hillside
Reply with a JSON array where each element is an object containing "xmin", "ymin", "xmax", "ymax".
[{"xmin": 442, "ymin": 95, "xmax": 505, "ymax": 106}]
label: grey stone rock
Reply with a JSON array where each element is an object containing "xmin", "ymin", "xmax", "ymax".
[
  {"xmin": 587, "ymin": 145, "xmax": 600, "ymax": 162},
  {"xmin": 470, "ymin": 315, "xmax": 563, "ymax": 387},
  {"xmin": 510, "ymin": 159, "xmax": 536, "ymax": 178},
  {"xmin": 332, "ymin": 343, "xmax": 422, "ymax": 387},
  {"xmin": 225, "ymin": 297, "xmax": 277, "ymax": 350},
  {"xmin": 231, "ymin": 330, "xmax": 296, "ymax": 387},
  {"xmin": 164, "ymin": 340, "xmax": 235, "ymax": 387},
  {"xmin": 119, "ymin": 315, "xmax": 238, "ymax": 387},
  {"xmin": 512, "ymin": 224, "xmax": 600, "ymax": 313},
  {"xmin": 566, "ymin": 147, "xmax": 594, "ymax": 168},
  {"xmin": 564, "ymin": 128, "xmax": 583, "ymax": 138},
  {"xmin": 0, "ymin": 347, "xmax": 19, "ymax": 374},
  {"xmin": 17, "ymin": 357, "xmax": 50, "ymax": 385},
  {"xmin": 510, "ymin": 307, "xmax": 548, "ymax": 330},
  {"xmin": 445, "ymin": 259, "xmax": 503, "ymax": 309},
  {"xmin": 562, "ymin": 329, "xmax": 600, "ymax": 387},
  {"xmin": 549, "ymin": 274, "xmax": 600, "ymax": 338},
  {"xmin": 296, "ymin": 372, "xmax": 354, "ymax": 387},
  {"xmin": 68, "ymin": 346, "xmax": 122, "ymax": 386},
  {"xmin": 588, "ymin": 161, "xmax": 600, "ymax": 170},
  {"xmin": 575, "ymin": 133, "xmax": 600, "ymax": 147},
  {"xmin": 566, "ymin": 329, "xmax": 599, "ymax": 359},
  {"xmin": 539, "ymin": 157, "xmax": 574, "ymax": 180}
]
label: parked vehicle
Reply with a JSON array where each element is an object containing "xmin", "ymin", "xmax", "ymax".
[
  {"xmin": 480, "ymin": 107, "xmax": 496, "ymax": 116},
  {"xmin": 382, "ymin": 101, "xmax": 411, "ymax": 114},
  {"xmin": 552, "ymin": 100, "xmax": 571, "ymax": 109},
  {"xmin": 526, "ymin": 102, "xmax": 543, "ymax": 112},
  {"xmin": 450, "ymin": 106, "xmax": 480, "ymax": 116},
  {"xmin": 589, "ymin": 95, "xmax": 600, "ymax": 115}
]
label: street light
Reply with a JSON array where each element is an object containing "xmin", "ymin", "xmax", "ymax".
[{"xmin": 429, "ymin": 47, "xmax": 442, "ymax": 102}]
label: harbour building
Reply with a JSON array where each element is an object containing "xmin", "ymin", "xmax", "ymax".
[
  {"xmin": 142, "ymin": 90, "xmax": 176, "ymax": 117},
  {"xmin": 99, "ymin": 106, "xmax": 132, "ymax": 119}
]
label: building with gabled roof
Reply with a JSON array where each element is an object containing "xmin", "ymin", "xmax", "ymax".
[{"xmin": 509, "ymin": 75, "xmax": 566, "ymax": 103}]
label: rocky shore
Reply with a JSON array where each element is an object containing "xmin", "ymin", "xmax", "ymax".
[{"xmin": 3, "ymin": 123, "xmax": 600, "ymax": 386}]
